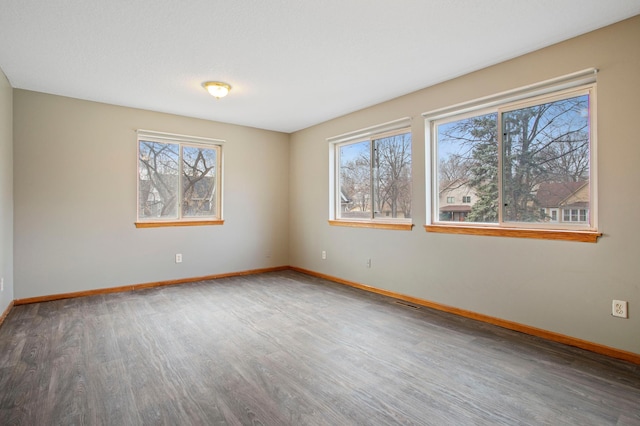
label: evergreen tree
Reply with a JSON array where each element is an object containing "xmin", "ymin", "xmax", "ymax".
[{"xmin": 439, "ymin": 113, "xmax": 498, "ymax": 223}]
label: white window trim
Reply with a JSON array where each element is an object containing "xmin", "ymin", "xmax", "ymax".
[
  {"xmin": 328, "ymin": 117, "xmax": 413, "ymax": 227},
  {"xmin": 423, "ymin": 69, "xmax": 599, "ymax": 239},
  {"xmin": 136, "ymin": 129, "xmax": 225, "ymax": 225},
  {"xmin": 422, "ymin": 68, "xmax": 598, "ymax": 122},
  {"xmin": 137, "ymin": 129, "xmax": 225, "ymax": 147}
]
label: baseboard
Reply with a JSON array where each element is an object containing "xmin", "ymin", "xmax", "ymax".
[
  {"xmin": 0, "ymin": 300, "xmax": 14, "ymax": 327},
  {"xmin": 13, "ymin": 266, "xmax": 290, "ymax": 305},
  {"xmin": 10, "ymin": 265, "xmax": 639, "ymax": 365},
  {"xmin": 290, "ymin": 266, "xmax": 640, "ymax": 365}
]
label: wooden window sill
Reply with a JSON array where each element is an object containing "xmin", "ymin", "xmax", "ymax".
[
  {"xmin": 329, "ymin": 220, "xmax": 414, "ymax": 231},
  {"xmin": 424, "ymin": 224, "xmax": 601, "ymax": 243},
  {"xmin": 135, "ymin": 220, "xmax": 224, "ymax": 228}
]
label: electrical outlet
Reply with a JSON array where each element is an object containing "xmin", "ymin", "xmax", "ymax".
[
  {"xmin": 322, "ymin": 250, "xmax": 327, "ymax": 260},
  {"xmin": 0, "ymin": 278, "xmax": 3, "ymax": 292},
  {"xmin": 175, "ymin": 253, "xmax": 183, "ymax": 263},
  {"xmin": 366, "ymin": 258, "xmax": 371, "ymax": 268},
  {"xmin": 612, "ymin": 300, "xmax": 628, "ymax": 318}
]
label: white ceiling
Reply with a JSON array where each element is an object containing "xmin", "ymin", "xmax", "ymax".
[{"xmin": 1, "ymin": 1, "xmax": 639, "ymax": 133}]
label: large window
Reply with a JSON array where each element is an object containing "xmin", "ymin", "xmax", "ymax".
[
  {"xmin": 329, "ymin": 118, "xmax": 412, "ymax": 229},
  {"xmin": 426, "ymin": 71, "xmax": 599, "ymax": 241},
  {"xmin": 136, "ymin": 130, "xmax": 223, "ymax": 227}
]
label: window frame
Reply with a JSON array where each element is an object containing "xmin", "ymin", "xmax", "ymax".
[
  {"xmin": 328, "ymin": 117, "xmax": 414, "ymax": 231},
  {"xmin": 423, "ymin": 69, "xmax": 601, "ymax": 242},
  {"xmin": 135, "ymin": 130, "xmax": 224, "ymax": 228}
]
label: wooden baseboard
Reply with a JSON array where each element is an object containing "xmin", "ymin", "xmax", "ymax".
[
  {"xmin": 13, "ymin": 266, "xmax": 290, "ymax": 305},
  {"xmin": 0, "ymin": 300, "xmax": 14, "ymax": 327},
  {"xmin": 290, "ymin": 266, "xmax": 640, "ymax": 365},
  {"xmin": 10, "ymin": 265, "xmax": 639, "ymax": 365}
]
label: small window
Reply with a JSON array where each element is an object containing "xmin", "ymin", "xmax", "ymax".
[
  {"xmin": 462, "ymin": 196, "xmax": 471, "ymax": 203},
  {"xmin": 446, "ymin": 196, "xmax": 455, "ymax": 203},
  {"xmin": 136, "ymin": 131, "xmax": 223, "ymax": 227},
  {"xmin": 329, "ymin": 118, "xmax": 413, "ymax": 229},
  {"xmin": 563, "ymin": 208, "xmax": 588, "ymax": 223}
]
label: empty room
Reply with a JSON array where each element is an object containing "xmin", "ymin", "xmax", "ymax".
[{"xmin": 1, "ymin": 1, "xmax": 639, "ymax": 424}]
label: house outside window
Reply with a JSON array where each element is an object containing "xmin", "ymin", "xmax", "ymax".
[
  {"xmin": 425, "ymin": 71, "xmax": 597, "ymax": 238},
  {"xmin": 439, "ymin": 187, "xmax": 472, "ymax": 222},
  {"xmin": 136, "ymin": 130, "xmax": 223, "ymax": 227}
]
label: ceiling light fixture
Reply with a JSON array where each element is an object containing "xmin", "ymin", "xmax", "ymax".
[{"xmin": 203, "ymin": 81, "xmax": 231, "ymax": 99}]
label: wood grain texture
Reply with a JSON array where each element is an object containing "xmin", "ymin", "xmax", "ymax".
[
  {"xmin": 329, "ymin": 220, "xmax": 414, "ymax": 231},
  {"xmin": 134, "ymin": 220, "xmax": 224, "ymax": 228},
  {"xmin": 292, "ymin": 266, "xmax": 640, "ymax": 365},
  {"xmin": 1, "ymin": 271, "xmax": 638, "ymax": 425},
  {"xmin": 13, "ymin": 266, "xmax": 289, "ymax": 305},
  {"xmin": 0, "ymin": 301, "xmax": 12, "ymax": 327},
  {"xmin": 424, "ymin": 224, "xmax": 601, "ymax": 242}
]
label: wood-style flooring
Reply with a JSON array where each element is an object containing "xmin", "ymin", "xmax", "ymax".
[{"xmin": 0, "ymin": 270, "xmax": 638, "ymax": 425}]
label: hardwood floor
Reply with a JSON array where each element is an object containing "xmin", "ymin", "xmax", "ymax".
[{"xmin": 0, "ymin": 270, "xmax": 638, "ymax": 425}]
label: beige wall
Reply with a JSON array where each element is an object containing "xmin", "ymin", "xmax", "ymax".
[
  {"xmin": 0, "ymin": 68, "xmax": 13, "ymax": 312},
  {"xmin": 289, "ymin": 16, "xmax": 640, "ymax": 354},
  {"xmin": 8, "ymin": 16, "xmax": 640, "ymax": 355},
  {"xmin": 13, "ymin": 91, "xmax": 290, "ymax": 299}
]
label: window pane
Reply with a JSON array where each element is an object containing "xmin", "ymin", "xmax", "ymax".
[
  {"xmin": 372, "ymin": 132, "xmax": 412, "ymax": 219},
  {"xmin": 338, "ymin": 141, "xmax": 371, "ymax": 219},
  {"xmin": 182, "ymin": 146, "xmax": 217, "ymax": 217},
  {"xmin": 138, "ymin": 141, "xmax": 179, "ymax": 219},
  {"xmin": 436, "ymin": 113, "xmax": 498, "ymax": 223},
  {"xmin": 502, "ymin": 94, "xmax": 590, "ymax": 224}
]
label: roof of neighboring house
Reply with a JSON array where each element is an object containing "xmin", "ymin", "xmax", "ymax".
[
  {"xmin": 562, "ymin": 201, "xmax": 589, "ymax": 209},
  {"xmin": 439, "ymin": 179, "xmax": 469, "ymax": 195},
  {"xmin": 340, "ymin": 187, "xmax": 351, "ymax": 203},
  {"xmin": 536, "ymin": 181, "xmax": 588, "ymax": 207},
  {"xmin": 440, "ymin": 205, "xmax": 472, "ymax": 213}
]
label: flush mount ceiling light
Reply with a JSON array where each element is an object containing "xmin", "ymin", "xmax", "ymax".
[{"xmin": 203, "ymin": 81, "xmax": 231, "ymax": 99}]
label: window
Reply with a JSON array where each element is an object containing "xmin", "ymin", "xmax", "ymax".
[
  {"xmin": 136, "ymin": 130, "xmax": 223, "ymax": 227},
  {"xmin": 446, "ymin": 196, "xmax": 455, "ymax": 203},
  {"xmin": 563, "ymin": 208, "xmax": 588, "ymax": 223},
  {"xmin": 425, "ymin": 70, "xmax": 600, "ymax": 242},
  {"xmin": 328, "ymin": 118, "xmax": 413, "ymax": 230}
]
